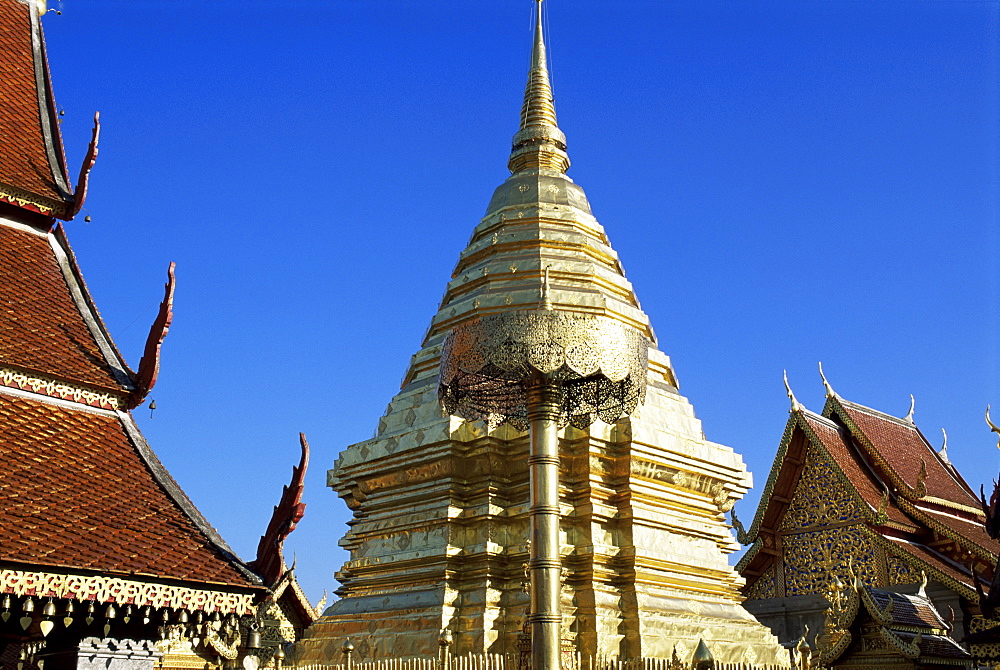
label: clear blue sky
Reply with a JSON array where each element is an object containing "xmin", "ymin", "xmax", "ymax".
[{"xmin": 42, "ymin": 1, "xmax": 999, "ymax": 603}]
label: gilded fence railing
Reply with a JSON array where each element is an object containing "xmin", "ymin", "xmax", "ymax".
[{"xmin": 294, "ymin": 654, "xmax": 795, "ymax": 670}]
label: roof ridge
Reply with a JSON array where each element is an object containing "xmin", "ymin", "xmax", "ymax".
[
  {"xmin": 51, "ymin": 224, "xmax": 135, "ymax": 390},
  {"xmin": 838, "ymin": 397, "xmax": 916, "ymax": 428},
  {"xmin": 800, "ymin": 407, "xmax": 839, "ymax": 428}
]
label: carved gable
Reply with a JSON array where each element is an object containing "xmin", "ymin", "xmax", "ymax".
[{"xmin": 779, "ymin": 442, "xmax": 862, "ymax": 533}]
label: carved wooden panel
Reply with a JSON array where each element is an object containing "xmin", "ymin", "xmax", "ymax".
[
  {"xmin": 783, "ymin": 526, "xmax": 878, "ymax": 596},
  {"xmin": 778, "ymin": 443, "xmax": 861, "ymax": 533}
]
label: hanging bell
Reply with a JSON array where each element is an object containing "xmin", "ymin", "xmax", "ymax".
[
  {"xmin": 2, "ymin": 594, "xmax": 11, "ymax": 610},
  {"xmin": 41, "ymin": 599, "xmax": 56, "ymax": 617},
  {"xmin": 22, "ymin": 598, "xmax": 35, "ymax": 613},
  {"xmin": 244, "ymin": 628, "xmax": 261, "ymax": 650},
  {"xmin": 142, "ymin": 606, "xmax": 152, "ymax": 625},
  {"xmin": 193, "ymin": 610, "xmax": 203, "ymax": 624},
  {"xmin": 104, "ymin": 604, "xmax": 116, "ymax": 619},
  {"xmin": 64, "ymin": 601, "xmax": 74, "ymax": 616},
  {"xmin": 160, "ymin": 608, "xmax": 170, "ymax": 623},
  {"xmin": 211, "ymin": 611, "xmax": 221, "ymax": 622},
  {"xmin": 177, "ymin": 610, "xmax": 189, "ymax": 624},
  {"xmin": 123, "ymin": 605, "xmax": 132, "ymax": 623}
]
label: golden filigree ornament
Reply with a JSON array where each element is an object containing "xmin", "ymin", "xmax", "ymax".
[
  {"xmin": 438, "ymin": 310, "xmax": 649, "ymax": 430},
  {"xmin": 0, "ymin": 568, "xmax": 254, "ymax": 615},
  {"xmin": 204, "ymin": 619, "xmax": 242, "ymax": 660}
]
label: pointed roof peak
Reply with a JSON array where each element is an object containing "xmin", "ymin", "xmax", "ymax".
[{"xmin": 508, "ymin": 0, "xmax": 570, "ymax": 175}]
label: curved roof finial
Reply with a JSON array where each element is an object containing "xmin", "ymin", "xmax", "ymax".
[
  {"xmin": 508, "ymin": 0, "xmax": 570, "ymax": 174},
  {"xmin": 904, "ymin": 394, "xmax": 915, "ymax": 423},
  {"xmin": 784, "ymin": 370, "xmax": 802, "ymax": 413},
  {"xmin": 986, "ymin": 405, "xmax": 1000, "ymax": 449},
  {"xmin": 938, "ymin": 428, "xmax": 950, "ymax": 464},
  {"xmin": 818, "ymin": 362, "xmax": 836, "ymax": 398}
]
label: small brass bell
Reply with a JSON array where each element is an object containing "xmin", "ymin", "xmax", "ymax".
[
  {"xmin": 161, "ymin": 608, "xmax": 170, "ymax": 623},
  {"xmin": 22, "ymin": 598, "xmax": 35, "ymax": 613},
  {"xmin": 104, "ymin": 604, "xmax": 116, "ymax": 619},
  {"xmin": 245, "ymin": 628, "xmax": 261, "ymax": 650},
  {"xmin": 177, "ymin": 610, "xmax": 188, "ymax": 624},
  {"xmin": 42, "ymin": 599, "xmax": 56, "ymax": 617},
  {"xmin": 2, "ymin": 594, "xmax": 11, "ymax": 610},
  {"xmin": 64, "ymin": 601, "xmax": 74, "ymax": 615}
]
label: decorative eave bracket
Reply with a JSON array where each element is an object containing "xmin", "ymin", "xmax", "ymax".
[
  {"xmin": 126, "ymin": 262, "xmax": 175, "ymax": 410},
  {"xmin": 70, "ymin": 112, "xmax": 100, "ymax": 219}
]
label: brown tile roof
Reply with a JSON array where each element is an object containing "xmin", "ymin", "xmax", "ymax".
[
  {"xmin": 835, "ymin": 400, "xmax": 979, "ymax": 509},
  {"xmin": 885, "ymin": 537, "xmax": 976, "ymax": 595},
  {"xmin": 0, "ymin": 0, "xmax": 72, "ymax": 216},
  {"xmin": 0, "ymin": 391, "xmax": 259, "ymax": 589},
  {"xmin": 801, "ymin": 412, "xmax": 912, "ymax": 528},
  {"xmin": 897, "ymin": 631, "xmax": 971, "ymax": 661},
  {"xmin": 907, "ymin": 502, "xmax": 1000, "ymax": 557},
  {"xmin": 0, "ymin": 222, "xmax": 126, "ymax": 391},
  {"xmin": 868, "ymin": 588, "xmax": 948, "ymax": 630}
]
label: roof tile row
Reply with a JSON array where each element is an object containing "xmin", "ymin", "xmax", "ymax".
[{"xmin": 0, "ymin": 392, "xmax": 256, "ymax": 588}]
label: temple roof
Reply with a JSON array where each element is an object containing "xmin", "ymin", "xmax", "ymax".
[
  {"xmin": 0, "ymin": 391, "xmax": 258, "ymax": 588},
  {"xmin": 0, "ymin": 0, "xmax": 264, "ymax": 599},
  {"xmin": 0, "ymin": 0, "xmax": 75, "ymax": 219},
  {"xmin": 0, "ymin": 221, "xmax": 131, "ymax": 393},
  {"xmin": 739, "ymin": 386, "xmax": 998, "ymax": 600},
  {"xmin": 832, "ymin": 398, "xmax": 979, "ymax": 509},
  {"xmin": 857, "ymin": 587, "xmax": 970, "ymax": 663}
]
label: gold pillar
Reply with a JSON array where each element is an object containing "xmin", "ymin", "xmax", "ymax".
[{"xmin": 526, "ymin": 373, "xmax": 562, "ymax": 670}]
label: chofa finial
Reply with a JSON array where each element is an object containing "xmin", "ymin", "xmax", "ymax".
[
  {"xmin": 818, "ymin": 362, "xmax": 836, "ymax": 398},
  {"xmin": 987, "ymin": 405, "xmax": 1000, "ymax": 449},
  {"xmin": 784, "ymin": 370, "xmax": 802, "ymax": 413},
  {"xmin": 938, "ymin": 428, "xmax": 950, "ymax": 464},
  {"xmin": 904, "ymin": 394, "xmax": 915, "ymax": 423}
]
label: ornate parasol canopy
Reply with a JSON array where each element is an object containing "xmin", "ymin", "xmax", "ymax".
[{"xmin": 438, "ymin": 310, "xmax": 649, "ymax": 430}]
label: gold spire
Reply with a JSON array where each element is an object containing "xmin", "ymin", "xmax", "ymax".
[{"xmin": 508, "ymin": 0, "xmax": 571, "ymax": 175}]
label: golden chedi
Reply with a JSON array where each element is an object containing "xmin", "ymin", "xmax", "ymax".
[{"xmin": 299, "ymin": 2, "xmax": 787, "ymax": 666}]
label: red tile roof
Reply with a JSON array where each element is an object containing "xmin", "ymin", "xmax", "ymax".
[
  {"xmin": 0, "ymin": 391, "xmax": 259, "ymax": 589},
  {"xmin": 0, "ymin": 222, "xmax": 126, "ymax": 391},
  {"xmin": 885, "ymin": 538, "xmax": 976, "ymax": 595},
  {"xmin": 0, "ymin": 0, "xmax": 72, "ymax": 217},
  {"xmin": 907, "ymin": 502, "xmax": 1000, "ymax": 557},
  {"xmin": 837, "ymin": 400, "xmax": 979, "ymax": 509},
  {"xmin": 801, "ymin": 412, "xmax": 912, "ymax": 527},
  {"xmin": 867, "ymin": 588, "xmax": 949, "ymax": 630}
]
